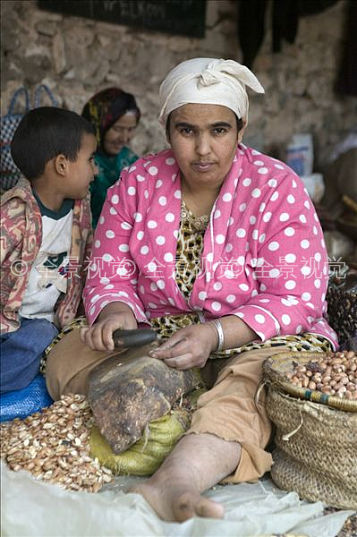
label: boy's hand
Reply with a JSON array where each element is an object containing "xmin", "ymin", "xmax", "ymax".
[
  {"xmin": 148, "ymin": 323, "xmax": 218, "ymax": 370},
  {"xmin": 81, "ymin": 305, "xmax": 137, "ymax": 351}
]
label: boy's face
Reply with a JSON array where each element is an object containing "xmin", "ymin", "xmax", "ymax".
[{"xmin": 66, "ymin": 133, "xmax": 97, "ymax": 199}]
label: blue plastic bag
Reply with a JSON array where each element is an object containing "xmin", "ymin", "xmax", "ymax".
[
  {"xmin": 0, "ymin": 87, "xmax": 30, "ymax": 190},
  {"xmin": 0, "ymin": 374, "xmax": 53, "ymax": 422},
  {"xmin": 0, "ymin": 84, "xmax": 58, "ymax": 191}
]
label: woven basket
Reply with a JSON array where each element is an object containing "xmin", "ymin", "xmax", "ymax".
[
  {"xmin": 264, "ymin": 352, "xmax": 357, "ymax": 412},
  {"xmin": 264, "ymin": 353, "xmax": 357, "ymax": 509},
  {"xmin": 266, "ymin": 389, "xmax": 357, "ymax": 509}
]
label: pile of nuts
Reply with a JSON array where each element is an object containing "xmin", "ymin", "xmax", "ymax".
[
  {"xmin": 287, "ymin": 350, "xmax": 357, "ymax": 400},
  {"xmin": 1, "ymin": 394, "xmax": 113, "ymax": 492}
]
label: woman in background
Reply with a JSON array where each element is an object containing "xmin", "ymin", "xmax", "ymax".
[{"xmin": 82, "ymin": 87, "xmax": 140, "ymax": 227}]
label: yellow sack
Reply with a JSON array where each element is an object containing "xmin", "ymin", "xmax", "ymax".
[{"xmin": 90, "ymin": 389, "xmax": 204, "ymax": 476}]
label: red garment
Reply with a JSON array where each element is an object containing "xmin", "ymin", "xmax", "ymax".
[{"xmin": 0, "ymin": 177, "xmax": 92, "ymax": 333}]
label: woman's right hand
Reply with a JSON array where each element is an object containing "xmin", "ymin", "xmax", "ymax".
[{"xmin": 80, "ymin": 303, "xmax": 137, "ymax": 351}]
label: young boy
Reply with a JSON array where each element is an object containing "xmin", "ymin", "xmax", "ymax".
[{"xmin": 0, "ymin": 107, "xmax": 97, "ymax": 393}]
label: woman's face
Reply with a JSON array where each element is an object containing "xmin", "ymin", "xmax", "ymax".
[
  {"xmin": 103, "ymin": 112, "xmax": 138, "ymax": 156},
  {"xmin": 168, "ymin": 104, "xmax": 244, "ymax": 189}
]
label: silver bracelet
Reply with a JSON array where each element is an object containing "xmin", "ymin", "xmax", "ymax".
[{"xmin": 212, "ymin": 319, "xmax": 224, "ymax": 351}]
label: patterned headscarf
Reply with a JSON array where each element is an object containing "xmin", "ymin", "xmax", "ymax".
[
  {"xmin": 81, "ymin": 88, "xmax": 141, "ymax": 150},
  {"xmin": 159, "ymin": 58, "xmax": 264, "ymax": 126}
]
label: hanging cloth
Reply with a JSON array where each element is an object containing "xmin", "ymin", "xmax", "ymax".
[
  {"xmin": 238, "ymin": 0, "xmax": 339, "ymax": 68},
  {"xmin": 336, "ymin": 0, "xmax": 357, "ymax": 96}
]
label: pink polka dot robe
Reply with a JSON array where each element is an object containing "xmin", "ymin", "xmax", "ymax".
[{"xmin": 84, "ymin": 144, "xmax": 338, "ymax": 349}]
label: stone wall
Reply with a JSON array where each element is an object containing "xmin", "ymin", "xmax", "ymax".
[{"xmin": 2, "ymin": 0, "xmax": 356, "ymax": 168}]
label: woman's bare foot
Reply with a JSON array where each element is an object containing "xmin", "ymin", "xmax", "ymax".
[{"xmin": 131, "ymin": 433, "xmax": 241, "ymax": 522}]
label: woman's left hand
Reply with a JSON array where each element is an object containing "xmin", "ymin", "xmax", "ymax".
[{"xmin": 148, "ymin": 323, "xmax": 218, "ymax": 370}]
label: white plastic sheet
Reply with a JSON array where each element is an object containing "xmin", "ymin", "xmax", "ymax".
[{"xmin": 1, "ymin": 462, "xmax": 354, "ymax": 537}]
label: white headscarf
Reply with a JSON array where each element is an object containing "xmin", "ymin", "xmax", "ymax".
[{"xmin": 159, "ymin": 57, "xmax": 264, "ymax": 126}]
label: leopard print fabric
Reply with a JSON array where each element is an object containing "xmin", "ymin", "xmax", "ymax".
[{"xmin": 175, "ymin": 201, "xmax": 208, "ymax": 298}]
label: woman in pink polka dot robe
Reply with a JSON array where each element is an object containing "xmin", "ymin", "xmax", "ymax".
[
  {"xmin": 46, "ymin": 58, "xmax": 337, "ymax": 523},
  {"xmin": 83, "ymin": 141, "xmax": 336, "ymax": 349}
]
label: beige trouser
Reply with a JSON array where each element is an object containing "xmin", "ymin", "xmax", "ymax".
[{"xmin": 46, "ymin": 327, "xmax": 289, "ymax": 483}]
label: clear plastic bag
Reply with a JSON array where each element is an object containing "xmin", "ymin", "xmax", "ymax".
[
  {"xmin": 2, "ymin": 461, "xmax": 353, "ymax": 537},
  {"xmin": 286, "ymin": 133, "xmax": 314, "ymax": 177}
]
